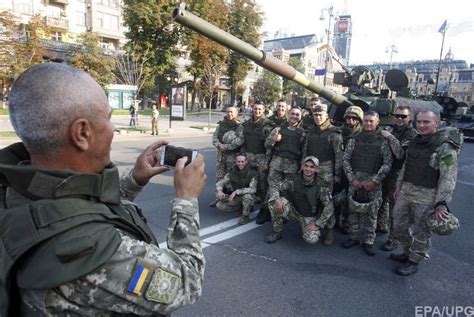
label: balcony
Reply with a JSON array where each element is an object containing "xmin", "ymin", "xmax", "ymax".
[
  {"xmin": 44, "ymin": 16, "xmax": 69, "ymax": 30},
  {"xmin": 49, "ymin": 0, "xmax": 69, "ymax": 4}
]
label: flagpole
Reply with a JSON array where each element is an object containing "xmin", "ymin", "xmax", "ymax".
[{"xmin": 434, "ymin": 26, "xmax": 446, "ymax": 96}]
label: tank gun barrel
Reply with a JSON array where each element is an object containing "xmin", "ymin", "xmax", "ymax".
[{"xmin": 172, "ymin": 3, "xmax": 353, "ymax": 107}]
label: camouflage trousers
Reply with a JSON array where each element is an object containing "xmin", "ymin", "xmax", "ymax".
[
  {"xmin": 246, "ymin": 152, "xmax": 269, "ymax": 201},
  {"xmin": 216, "ymin": 152, "xmax": 237, "ymax": 182},
  {"xmin": 318, "ymin": 162, "xmax": 335, "ymax": 190},
  {"xmin": 216, "ymin": 193, "xmax": 255, "ymax": 216},
  {"xmin": 268, "ymin": 197, "xmax": 322, "ymax": 244},
  {"xmin": 392, "ymin": 195, "xmax": 433, "ymax": 264},
  {"xmin": 377, "ymin": 175, "xmax": 397, "ymax": 236},
  {"xmin": 347, "ymin": 185, "xmax": 383, "ymax": 245},
  {"xmin": 267, "ymin": 156, "xmax": 299, "ymax": 189}
]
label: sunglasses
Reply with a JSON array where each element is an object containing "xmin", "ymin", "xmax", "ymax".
[
  {"xmin": 394, "ymin": 114, "xmax": 408, "ymax": 119},
  {"xmin": 345, "ymin": 115, "xmax": 359, "ymax": 121}
]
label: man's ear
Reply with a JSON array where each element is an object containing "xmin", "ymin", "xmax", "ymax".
[{"xmin": 70, "ymin": 118, "xmax": 91, "ymax": 151}]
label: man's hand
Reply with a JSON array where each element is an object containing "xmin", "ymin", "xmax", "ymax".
[
  {"xmin": 393, "ymin": 188, "xmax": 401, "ymax": 201},
  {"xmin": 217, "ymin": 190, "xmax": 225, "ymax": 201},
  {"xmin": 352, "ymin": 179, "xmax": 362, "ymax": 190},
  {"xmin": 362, "ymin": 180, "xmax": 377, "ymax": 191},
  {"xmin": 218, "ymin": 143, "xmax": 226, "ymax": 152},
  {"xmin": 380, "ymin": 129, "xmax": 393, "ymax": 139},
  {"xmin": 229, "ymin": 191, "xmax": 237, "ymax": 201},
  {"xmin": 434, "ymin": 205, "xmax": 449, "ymax": 221},
  {"xmin": 274, "ymin": 199, "xmax": 284, "ymax": 213},
  {"xmin": 261, "ymin": 164, "xmax": 269, "ymax": 172},
  {"xmin": 272, "ymin": 132, "xmax": 282, "ymax": 142},
  {"xmin": 132, "ymin": 140, "xmax": 170, "ymax": 186},
  {"xmin": 175, "ymin": 154, "xmax": 207, "ymax": 198}
]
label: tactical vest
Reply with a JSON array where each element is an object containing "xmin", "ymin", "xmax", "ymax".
[
  {"xmin": 342, "ymin": 124, "xmax": 361, "ymax": 147},
  {"xmin": 274, "ymin": 125, "xmax": 304, "ymax": 161},
  {"xmin": 229, "ymin": 166, "xmax": 258, "ymax": 191},
  {"xmin": 301, "ymin": 114, "xmax": 314, "ymax": 130},
  {"xmin": 391, "ymin": 125, "xmax": 417, "ymax": 171},
  {"xmin": 217, "ymin": 118, "xmax": 239, "ymax": 143},
  {"xmin": 284, "ymin": 175, "xmax": 322, "ymax": 217},
  {"xmin": 306, "ymin": 125, "xmax": 339, "ymax": 163},
  {"xmin": 0, "ymin": 144, "xmax": 157, "ymax": 316},
  {"xmin": 243, "ymin": 117, "xmax": 269, "ymax": 154},
  {"xmin": 403, "ymin": 135, "xmax": 440, "ymax": 188},
  {"xmin": 351, "ymin": 131, "xmax": 385, "ymax": 174}
]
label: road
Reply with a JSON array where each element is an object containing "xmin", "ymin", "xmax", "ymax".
[{"xmin": 111, "ymin": 135, "xmax": 474, "ymax": 317}]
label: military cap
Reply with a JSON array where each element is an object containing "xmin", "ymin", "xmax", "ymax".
[
  {"xmin": 426, "ymin": 212, "xmax": 460, "ymax": 236},
  {"xmin": 303, "ymin": 156, "xmax": 319, "ymax": 166},
  {"xmin": 313, "ymin": 104, "xmax": 328, "ymax": 113},
  {"xmin": 344, "ymin": 106, "xmax": 364, "ymax": 122}
]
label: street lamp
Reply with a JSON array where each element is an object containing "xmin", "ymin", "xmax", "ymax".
[
  {"xmin": 320, "ymin": 5, "xmax": 335, "ymax": 86},
  {"xmin": 385, "ymin": 44, "xmax": 398, "ymax": 69}
]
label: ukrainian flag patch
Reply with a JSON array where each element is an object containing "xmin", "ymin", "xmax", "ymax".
[{"xmin": 127, "ymin": 259, "xmax": 151, "ymax": 296}]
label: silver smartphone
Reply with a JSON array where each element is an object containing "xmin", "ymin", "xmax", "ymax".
[{"xmin": 159, "ymin": 145, "xmax": 197, "ymax": 167}]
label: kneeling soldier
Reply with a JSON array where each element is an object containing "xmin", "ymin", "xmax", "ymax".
[
  {"xmin": 265, "ymin": 156, "xmax": 334, "ymax": 244},
  {"xmin": 216, "ymin": 153, "xmax": 258, "ymax": 225}
]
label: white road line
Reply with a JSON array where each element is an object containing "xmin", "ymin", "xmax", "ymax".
[{"xmin": 159, "ymin": 209, "xmax": 261, "ymax": 249}]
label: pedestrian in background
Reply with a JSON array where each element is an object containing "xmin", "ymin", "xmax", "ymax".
[{"xmin": 151, "ymin": 103, "xmax": 159, "ymax": 135}]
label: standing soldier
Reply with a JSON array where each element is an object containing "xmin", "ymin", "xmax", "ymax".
[
  {"xmin": 210, "ymin": 106, "xmax": 244, "ymax": 207},
  {"xmin": 265, "ymin": 156, "xmax": 334, "ymax": 244},
  {"xmin": 301, "ymin": 96, "xmax": 322, "ymax": 130},
  {"xmin": 342, "ymin": 111, "xmax": 392, "ymax": 256},
  {"xmin": 151, "ymin": 104, "xmax": 159, "ymax": 135},
  {"xmin": 242, "ymin": 101, "xmax": 273, "ymax": 224},
  {"xmin": 391, "ymin": 110, "xmax": 461, "ymax": 276},
  {"xmin": 334, "ymin": 106, "xmax": 364, "ymax": 233},
  {"xmin": 215, "ymin": 154, "xmax": 258, "ymax": 225},
  {"xmin": 378, "ymin": 106, "xmax": 417, "ymax": 251},
  {"xmin": 268, "ymin": 99, "xmax": 288, "ymax": 127},
  {"xmin": 302, "ymin": 103, "xmax": 343, "ymax": 245},
  {"xmin": 263, "ymin": 107, "xmax": 306, "ymax": 223}
]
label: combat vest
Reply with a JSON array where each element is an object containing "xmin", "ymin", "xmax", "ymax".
[
  {"xmin": 351, "ymin": 129, "xmax": 385, "ymax": 175},
  {"xmin": 342, "ymin": 124, "xmax": 362, "ymax": 147},
  {"xmin": 229, "ymin": 165, "xmax": 258, "ymax": 191},
  {"xmin": 283, "ymin": 174, "xmax": 322, "ymax": 217},
  {"xmin": 400, "ymin": 128, "xmax": 463, "ymax": 189},
  {"xmin": 0, "ymin": 143, "xmax": 157, "ymax": 316},
  {"xmin": 217, "ymin": 117, "xmax": 240, "ymax": 143},
  {"xmin": 306, "ymin": 121, "xmax": 339, "ymax": 163},
  {"xmin": 243, "ymin": 117, "xmax": 270, "ymax": 154},
  {"xmin": 274, "ymin": 124, "xmax": 304, "ymax": 161},
  {"xmin": 391, "ymin": 125, "xmax": 417, "ymax": 172}
]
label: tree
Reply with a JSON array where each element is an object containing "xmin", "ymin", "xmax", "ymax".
[
  {"xmin": 70, "ymin": 33, "xmax": 116, "ymax": 88},
  {"xmin": 227, "ymin": 0, "xmax": 263, "ymax": 106},
  {"xmin": 0, "ymin": 12, "xmax": 50, "ymax": 97},
  {"xmin": 282, "ymin": 57, "xmax": 308, "ymax": 101},
  {"xmin": 201, "ymin": 61, "xmax": 224, "ymax": 128},
  {"xmin": 122, "ymin": 0, "xmax": 180, "ymax": 75},
  {"xmin": 185, "ymin": 0, "xmax": 229, "ymax": 110},
  {"xmin": 115, "ymin": 46, "xmax": 153, "ymax": 99},
  {"xmin": 252, "ymin": 70, "xmax": 281, "ymax": 104}
]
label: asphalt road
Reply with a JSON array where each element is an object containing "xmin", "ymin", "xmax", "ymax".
[{"xmin": 111, "ymin": 135, "xmax": 474, "ymax": 317}]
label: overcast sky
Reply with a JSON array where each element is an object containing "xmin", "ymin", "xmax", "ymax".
[{"xmin": 257, "ymin": 0, "xmax": 474, "ymax": 66}]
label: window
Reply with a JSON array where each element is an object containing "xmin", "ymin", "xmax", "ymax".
[
  {"xmin": 76, "ymin": 12, "xmax": 86, "ymax": 26},
  {"xmin": 13, "ymin": 0, "xmax": 33, "ymax": 15},
  {"xmin": 51, "ymin": 32, "xmax": 62, "ymax": 42},
  {"xmin": 96, "ymin": 12, "xmax": 119, "ymax": 31}
]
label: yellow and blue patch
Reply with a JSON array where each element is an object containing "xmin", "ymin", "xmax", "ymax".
[{"xmin": 127, "ymin": 262, "xmax": 150, "ymax": 296}]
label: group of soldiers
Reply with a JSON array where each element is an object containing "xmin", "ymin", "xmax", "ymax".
[{"xmin": 210, "ymin": 97, "xmax": 460, "ymax": 276}]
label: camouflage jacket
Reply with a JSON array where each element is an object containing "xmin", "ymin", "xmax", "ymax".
[{"xmin": 212, "ymin": 119, "xmax": 244, "ymax": 151}]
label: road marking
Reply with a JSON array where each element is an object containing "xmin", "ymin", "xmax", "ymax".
[{"xmin": 159, "ymin": 209, "xmax": 261, "ymax": 249}]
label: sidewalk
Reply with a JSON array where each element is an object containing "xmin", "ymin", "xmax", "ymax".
[{"xmin": 0, "ymin": 114, "xmax": 219, "ymax": 147}]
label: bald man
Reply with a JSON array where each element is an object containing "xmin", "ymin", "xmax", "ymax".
[{"xmin": 0, "ymin": 63, "xmax": 206, "ymax": 315}]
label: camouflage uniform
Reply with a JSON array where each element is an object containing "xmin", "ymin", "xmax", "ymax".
[
  {"xmin": 303, "ymin": 119, "xmax": 344, "ymax": 187},
  {"xmin": 215, "ymin": 166, "xmax": 258, "ymax": 216},
  {"xmin": 242, "ymin": 116, "xmax": 273, "ymax": 200},
  {"xmin": 265, "ymin": 123, "xmax": 306, "ymax": 189},
  {"xmin": 0, "ymin": 143, "xmax": 204, "ymax": 316},
  {"xmin": 268, "ymin": 113, "xmax": 287, "ymax": 127},
  {"xmin": 268, "ymin": 174, "xmax": 334, "ymax": 244},
  {"xmin": 392, "ymin": 131, "xmax": 459, "ymax": 264},
  {"xmin": 377, "ymin": 125, "xmax": 417, "ymax": 235},
  {"xmin": 301, "ymin": 112, "xmax": 315, "ymax": 130},
  {"xmin": 343, "ymin": 129, "xmax": 392, "ymax": 245},
  {"xmin": 212, "ymin": 117, "xmax": 244, "ymax": 182}
]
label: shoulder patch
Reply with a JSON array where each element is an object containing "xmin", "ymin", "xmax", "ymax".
[
  {"xmin": 127, "ymin": 258, "xmax": 152, "ymax": 296},
  {"xmin": 145, "ymin": 268, "xmax": 180, "ymax": 304},
  {"xmin": 441, "ymin": 154, "xmax": 455, "ymax": 166}
]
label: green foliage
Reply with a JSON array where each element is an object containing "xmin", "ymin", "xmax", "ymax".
[
  {"xmin": 282, "ymin": 57, "xmax": 307, "ymax": 98},
  {"xmin": 252, "ymin": 70, "xmax": 281, "ymax": 104},
  {"xmin": 227, "ymin": 0, "xmax": 263, "ymax": 105},
  {"xmin": 70, "ymin": 33, "xmax": 116, "ymax": 88},
  {"xmin": 122, "ymin": 0, "xmax": 180, "ymax": 75}
]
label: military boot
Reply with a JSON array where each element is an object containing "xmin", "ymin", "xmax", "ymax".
[
  {"xmin": 264, "ymin": 231, "xmax": 282, "ymax": 244},
  {"xmin": 389, "ymin": 253, "xmax": 409, "ymax": 263},
  {"xmin": 323, "ymin": 228, "xmax": 334, "ymax": 246},
  {"xmin": 381, "ymin": 239, "xmax": 399, "ymax": 251},
  {"xmin": 238, "ymin": 215, "xmax": 249, "ymax": 225},
  {"xmin": 363, "ymin": 243, "xmax": 375, "ymax": 256},
  {"xmin": 342, "ymin": 238, "xmax": 360, "ymax": 249},
  {"xmin": 396, "ymin": 261, "xmax": 418, "ymax": 276},
  {"xmin": 256, "ymin": 206, "xmax": 271, "ymax": 225}
]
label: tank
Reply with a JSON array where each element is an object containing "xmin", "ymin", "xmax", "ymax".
[{"xmin": 171, "ymin": 3, "xmax": 471, "ymax": 138}]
